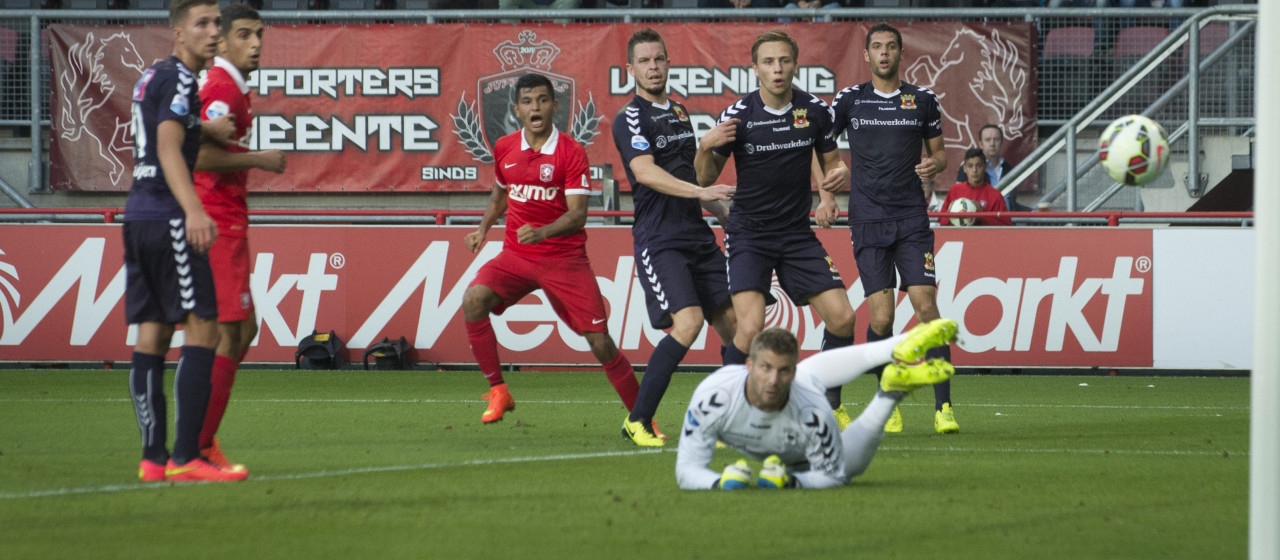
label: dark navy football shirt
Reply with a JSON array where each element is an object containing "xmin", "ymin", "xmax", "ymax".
[
  {"xmin": 830, "ymin": 81, "xmax": 943, "ymax": 223},
  {"xmin": 612, "ymin": 95, "xmax": 713, "ymax": 250},
  {"xmin": 712, "ymin": 88, "xmax": 837, "ymax": 234},
  {"xmin": 125, "ymin": 56, "xmax": 202, "ymax": 221}
]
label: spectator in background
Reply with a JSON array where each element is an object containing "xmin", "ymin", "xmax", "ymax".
[
  {"xmin": 955, "ymin": 124, "xmax": 1029, "ymax": 211},
  {"xmin": 940, "ymin": 148, "xmax": 1012, "ymax": 226}
]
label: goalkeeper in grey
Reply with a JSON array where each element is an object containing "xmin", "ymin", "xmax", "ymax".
[{"xmin": 675, "ymin": 324, "xmax": 954, "ymax": 489}]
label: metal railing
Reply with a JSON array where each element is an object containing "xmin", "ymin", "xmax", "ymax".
[
  {"xmin": 0, "ymin": 206, "xmax": 1254, "ymax": 228},
  {"xmin": 1001, "ymin": 4, "xmax": 1258, "ymax": 211}
]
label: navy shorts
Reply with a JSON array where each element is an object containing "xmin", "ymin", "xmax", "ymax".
[
  {"xmin": 634, "ymin": 241, "xmax": 732, "ymax": 330},
  {"xmin": 849, "ymin": 213, "xmax": 937, "ymax": 296},
  {"xmin": 725, "ymin": 229, "xmax": 845, "ymax": 306},
  {"xmin": 123, "ymin": 219, "xmax": 218, "ymax": 324}
]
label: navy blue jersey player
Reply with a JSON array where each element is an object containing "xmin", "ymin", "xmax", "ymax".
[
  {"xmin": 828, "ymin": 22, "xmax": 957, "ymax": 434},
  {"xmin": 612, "ymin": 29, "xmax": 738, "ymax": 447},
  {"xmin": 694, "ymin": 30, "xmax": 858, "ymax": 428},
  {"xmin": 125, "ymin": 0, "xmax": 247, "ymax": 483}
]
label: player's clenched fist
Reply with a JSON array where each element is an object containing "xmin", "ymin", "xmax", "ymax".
[
  {"xmin": 516, "ymin": 224, "xmax": 546, "ymax": 245},
  {"xmin": 463, "ymin": 230, "xmax": 486, "ymax": 253},
  {"xmin": 699, "ymin": 118, "xmax": 739, "ymax": 150}
]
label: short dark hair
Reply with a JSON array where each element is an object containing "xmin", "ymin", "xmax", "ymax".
[
  {"xmin": 865, "ymin": 22, "xmax": 902, "ymax": 51},
  {"xmin": 169, "ymin": 0, "xmax": 218, "ymax": 28},
  {"xmin": 627, "ymin": 28, "xmax": 666, "ymax": 64},
  {"xmin": 964, "ymin": 147, "xmax": 986, "ymax": 162},
  {"xmin": 979, "ymin": 124, "xmax": 1003, "ymax": 139},
  {"xmin": 749, "ymin": 327, "xmax": 799, "ymax": 362},
  {"xmin": 219, "ymin": 2, "xmax": 260, "ymax": 37},
  {"xmin": 752, "ymin": 29, "xmax": 798, "ymax": 64},
  {"xmin": 512, "ymin": 73, "xmax": 555, "ymax": 104}
]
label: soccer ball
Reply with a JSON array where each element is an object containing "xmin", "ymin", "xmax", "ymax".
[
  {"xmin": 1098, "ymin": 115, "xmax": 1170, "ymax": 186},
  {"xmin": 947, "ymin": 197, "xmax": 977, "ymax": 227}
]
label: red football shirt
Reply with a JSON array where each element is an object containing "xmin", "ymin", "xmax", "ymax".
[
  {"xmin": 940, "ymin": 181, "xmax": 1012, "ymax": 226},
  {"xmin": 492, "ymin": 126, "xmax": 592, "ymax": 258},
  {"xmin": 193, "ymin": 57, "xmax": 253, "ymax": 238}
]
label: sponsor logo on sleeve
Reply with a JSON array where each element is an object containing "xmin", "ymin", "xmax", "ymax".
[
  {"xmin": 170, "ymin": 93, "xmax": 189, "ymax": 116},
  {"xmin": 204, "ymin": 100, "xmax": 229, "ymax": 120}
]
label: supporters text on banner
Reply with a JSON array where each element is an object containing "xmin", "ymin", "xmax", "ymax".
[{"xmin": 47, "ymin": 22, "xmax": 1036, "ymax": 193}]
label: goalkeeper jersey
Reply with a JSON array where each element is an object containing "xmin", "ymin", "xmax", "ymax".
[{"xmin": 675, "ymin": 365, "xmax": 845, "ymax": 490}]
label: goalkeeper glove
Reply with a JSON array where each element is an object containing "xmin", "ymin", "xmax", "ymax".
[
  {"xmin": 718, "ymin": 459, "xmax": 753, "ymax": 490},
  {"xmin": 757, "ymin": 455, "xmax": 792, "ymax": 489}
]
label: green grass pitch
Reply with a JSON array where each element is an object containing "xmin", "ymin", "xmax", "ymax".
[{"xmin": 0, "ymin": 369, "xmax": 1247, "ymax": 559}]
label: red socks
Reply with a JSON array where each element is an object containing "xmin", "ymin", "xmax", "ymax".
[
  {"xmin": 199, "ymin": 354, "xmax": 237, "ymax": 449},
  {"xmin": 466, "ymin": 319, "xmax": 506, "ymax": 386},
  {"xmin": 603, "ymin": 352, "xmax": 639, "ymax": 411}
]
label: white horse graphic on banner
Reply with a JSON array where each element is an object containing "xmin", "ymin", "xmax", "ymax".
[
  {"xmin": 905, "ymin": 27, "xmax": 1027, "ymax": 151},
  {"xmin": 57, "ymin": 31, "xmax": 146, "ymax": 187}
]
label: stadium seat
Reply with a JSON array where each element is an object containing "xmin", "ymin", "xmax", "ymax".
[
  {"xmin": 1179, "ymin": 22, "xmax": 1229, "ymax": 60},
  {"xmin": 1111, "ymin": 26, "xmax": 1172, "ymax": 116},
  {"xmin": 1040, "ymin": 26, "xmax": 1095, "ymax": 121},
  {"xmin": 1114, "ymin": 25, "xmax": 1169, "ymax": 58}
]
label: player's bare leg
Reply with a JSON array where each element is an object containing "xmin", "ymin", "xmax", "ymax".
[
  {"xmin": 728, "ymin": 290, "xmax": 767, "ymax": 365},
  {"xmin": 585, "ymin": 331, "xmax": 639, "ymax": 412},
  {"xmin": 463, "ymin": 285, "xmax": 515, "ymax": 423},
  {"xmin": 907, "ymin": 284, "xmax": 958, "ymax": 433},
  {"xmin": 708, "ymin": 303, "xmax": 737, "ymax": 364}
]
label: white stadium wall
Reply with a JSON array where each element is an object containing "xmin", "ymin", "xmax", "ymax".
[{"xmin": 0, "ymin": 224, "xmax": 1254, "ymax": 370}]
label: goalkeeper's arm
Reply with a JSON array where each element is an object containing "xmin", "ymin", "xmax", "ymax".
[{"xmin": 675, "ymin": 405, "xmax": 725, "ymax": 490}]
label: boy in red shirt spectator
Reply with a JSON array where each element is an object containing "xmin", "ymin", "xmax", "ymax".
[{"xmin": 940, "ymin": 148, "xmax": 1012, "ymax": 226}]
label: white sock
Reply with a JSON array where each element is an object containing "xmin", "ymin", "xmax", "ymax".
[
  {"xmin": 841, "ymin": 391, "xmax": 902, "ymax": 480},
  {"xmin": 798, "ymin": 334, "xmax": 906, "ymax": 389}
]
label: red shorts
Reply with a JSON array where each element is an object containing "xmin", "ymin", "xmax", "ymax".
[
  {"xmin": 208, "ymin": 234, "xmax": 254, "ymax": 323},
  {"xmin": 470, "ymin": 250, "xmax": 608, "ymax": 335}
]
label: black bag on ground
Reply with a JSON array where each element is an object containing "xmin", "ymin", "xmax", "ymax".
[
  {"xmin": 296, "ymin": 330, "xmax": 345, "ymax": 369},
  {"xmin": 363, "ymin": 336, "xmax": 415, "ymax": 370}
]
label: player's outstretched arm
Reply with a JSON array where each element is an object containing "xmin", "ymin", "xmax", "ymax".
[
  {"xmin": 158, "ymin": 120, "xmax": 217, "ymax": 255},
  {"xmin": 675, "ymin": 402, "xmax": 724, "ymax": 490},
  {"xmin": 630, "ymin": 155, "xmax": 735, "ymax": 202},
  {"xmin": 464, "ymin": 186, "xmax": 508, "ymax": 253},
  {"xmin": 194, "ymin": 145, "xmax": 286, "ymax": 174},
  {"xmin": 516, "ymin": 193, "xmax": 588, "ymax": 245}
]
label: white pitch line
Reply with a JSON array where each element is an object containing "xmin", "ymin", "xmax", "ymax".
[
  {"xmin": 0, "ymin": 397, "xmax": 1249, "ymax": 411},
  {"xmin": 0, "ymin": 443, "xmax": 1244, "ymax": 501},
  {"xmin": 881, "ymin": 445, "xmax": 1247, "ymax": 457},
  {"xmin": 0, "ymin": 448, "xmax": 672, "ymax": 501}
]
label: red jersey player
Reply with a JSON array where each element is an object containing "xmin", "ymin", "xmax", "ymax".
[
  {"xmin": 462, "ymin": 72, "xmax": 640, "ymax": 425},
  {"xmin": 191, "ymin": 2, "xmax": 286, "ymax": 475},
  {"xmin": 939, "ymin": 147, "xmax": 1012, "ymax": 226}
]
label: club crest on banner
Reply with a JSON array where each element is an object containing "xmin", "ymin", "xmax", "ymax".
[{"xmin": 451, "ymin": 30, "xmax": 601, "ymax": 164}]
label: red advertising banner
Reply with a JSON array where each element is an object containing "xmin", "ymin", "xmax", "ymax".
[
  {"xmin": 0, "ymin": 225, "xmax": 1151, "ymax": 368},
  {"xmin": 48, "ymin": 21, "xmax": 1036, "ymax": 193}
]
